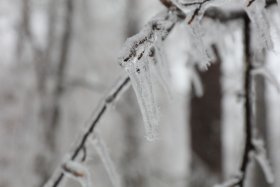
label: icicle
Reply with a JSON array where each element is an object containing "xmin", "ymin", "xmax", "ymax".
[
  {"xmin": 126, "ymin": 56, "xmax": 159, "ymax": 141},
  {"xmin": 252, "ymin": 139, "xmax": 274, "ymax": 184},
  {"xmin": 251, "ymin": 67, "xmax": 280, "ymax": 93},
  {"xmin": 190, "ymin": 67, "xmax": 204, "ymax": 97},
  {"xmin": 62, "ymin": 160, "xmax": 92, "ymax": 187},
  {"xmin": 118, "ymin": 10, "xmax": 178, "ymax": 140},
  {"xmin": 245, "ymin": 0, "xmax": 273, "ymax": 50},
  {"xmin": 185, "ymin": 20, "xmax": 211, "ymax": 70},
  {"xmin": 149, "ymin": 44, "xmax": 172, "ymax": 97},
  {"xmin": 91, "ymin": 132, "xmax": 121, "ymax": 187}
]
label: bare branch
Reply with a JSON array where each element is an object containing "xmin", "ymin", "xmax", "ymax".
[
  {"xmin": 180, "ymin": 0, "xmax": 211, "ymax": 24},
  {"xmin": 247, "ymin": 0, "xmax": 256, "ymax": 7}
]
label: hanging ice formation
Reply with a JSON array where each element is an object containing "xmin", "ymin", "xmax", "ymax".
[
  {"xmin": 245, "ymin": 0, "xmax": 273, "ymax": 50},
  {"xmin": 118, "ymin": 10, "xmax": 177, "ymax": 141},
  {"xmin": 91, "ymin": 132, "xmax": 121, "ymax": 187},
  {"xmin": 185, "ymin": 20, "xmax": 211, "ymax": 70},
  {"xmin": 175, "ymin": 0, "xmax": 215, "ymax": 69}
]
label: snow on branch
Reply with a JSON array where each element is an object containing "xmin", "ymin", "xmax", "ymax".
[{"xmin": 62, "ymin": 160, "xmax": 92, "ymax": 187}]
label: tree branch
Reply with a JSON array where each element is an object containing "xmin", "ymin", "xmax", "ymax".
[
  {"xmin": 45, "ymin": 2, "xmax": 279, "ymax": 187},
  {"xmin": 237, "ymin": 14, "xmax": 254, "ymax": 187},
  {"xmin": 44, "ymin": 75, "xmax": 130, "ymax": 187}
]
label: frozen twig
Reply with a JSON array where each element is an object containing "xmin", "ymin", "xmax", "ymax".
[
  {"xmin": 44, "ymin": 2, "xmax": 279, "ymax": 187},
  {"xmin": 44, "ymin": 75, "xmax": 130, "ymax": 187},
  {"xmin": 62, "ymin": 160, "xmax": 92, "ymax": 187},
  {"xmin": 44, "ymin": 3, "xmax": 187, "ymax": 186}
]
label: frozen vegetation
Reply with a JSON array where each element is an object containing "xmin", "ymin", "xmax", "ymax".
[{"xmin": 1, "ymin": 0, "xmax": 280, "ymax": 187}]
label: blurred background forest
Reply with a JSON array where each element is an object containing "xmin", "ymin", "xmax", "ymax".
[{"xmin": 1, "ymin": 0, "xmax": 280, "ymax": 187}]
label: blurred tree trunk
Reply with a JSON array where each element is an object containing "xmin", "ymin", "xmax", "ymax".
[
  {"xmin": 16, "ymin": 0, "xmax": 31, "ymax": 60},
  {"xmin": 48, "ymin": 0, "xmax": 74, "ymax": 151},
  {"xmin": 121, "ymin": 0, "xmax": 146, "ymax": 187},
  {"xmin": 189, "ymin": 45, "xmax": 222, "ymax": 186},
  {"xmin": 34, "ymin": 0, "xmax": 74, "ymax": 186}
]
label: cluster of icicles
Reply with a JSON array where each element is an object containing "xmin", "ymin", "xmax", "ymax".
[
  {"xmin": 118, "ymin": 10, "xmax": 177, "ymax": 141},
  {"xmin": 118, "ymin": 0, "xmax": 278, "ymax": 141}
]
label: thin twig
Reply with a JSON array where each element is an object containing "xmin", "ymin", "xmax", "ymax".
[
  {"xmin": 247, "ymin": 0, "xmax": 256, "ymax": 7},
  {"xmin": 237, "ymin": 13, "xmax": 255, "ymax": 187},
  {"xmin": 183, "ymin": 0, "xmax": 211, "ymax": 24},
  {"xmin": 45, "ymin": 76, "xmax": 130, "ymax": 187}
]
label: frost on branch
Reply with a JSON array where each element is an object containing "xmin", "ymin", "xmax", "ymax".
[
  {"xmin": 245, "ymin": 0, "xmax": 273, "ymax": 50},
  {"xmin": 62, "ymin": 160, "xmax": 92, "ymax": 187},
  {"xmin": 90, "ymin": 132, "xmax": 121, "ymax": 187},
  {"xmin": 171, "ymin": 0, "xmax": 215, "ymax": 15},
  {"xmin": 118, "ymin": 10, "xmax": 178, "ymax": 141},
  {"xmin": 185, "ymin": 20, "xmax": 211, "ymax": 70}
]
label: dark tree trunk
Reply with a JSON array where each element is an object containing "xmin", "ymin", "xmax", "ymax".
[{"xmin": 189, "ymin": 45, "xmax": 223, "ymax": 186}]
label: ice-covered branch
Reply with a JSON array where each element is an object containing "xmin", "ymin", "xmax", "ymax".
[
  {"xmin": 44, "ymin": 4, "xmax": 187, "ymax": 186},
  {"xmin": 62, "ymin": 160, "xmax": 92, "ymax": 187},
  {"xmin": 44, "ymin": 75, "xmax": 130, "ymax": 187},
  {"xmin": 213, "ymin": 172, "xmax": 243, "ymax": 187},
  {"xmin": 183, "ymin": 0, "xmax": 211, "ymax": 24}
]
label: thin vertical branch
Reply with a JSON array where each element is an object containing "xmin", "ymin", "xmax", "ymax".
[
  {"xmin": 238, "ymin": 14, "xmax": 254, "ymax": 187},
  {"xmin": 45, "ymin": 76, "xmax": 130, "ymax": 187},
  {"xmin": 16, "ymin": 0, "xmax": 31, "ymax": 59}
]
